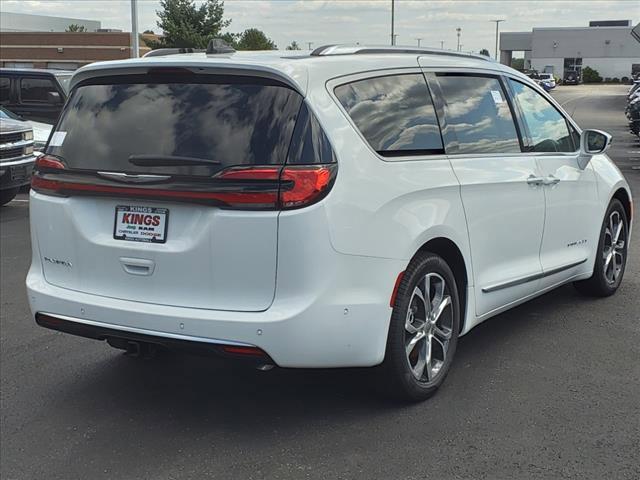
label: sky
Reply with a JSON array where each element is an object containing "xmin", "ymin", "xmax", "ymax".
[{"xmin": 0, "ymin": 0, "xmax": 638, "ymax": 54}]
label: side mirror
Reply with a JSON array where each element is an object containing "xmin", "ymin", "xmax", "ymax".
[
  {"xmin": 47, "ymin": 91, "xmax": 62, "ymax": 104},
  {"xmin": 577, "ymin": 129, "xmax": 612, "ymax": 169}
]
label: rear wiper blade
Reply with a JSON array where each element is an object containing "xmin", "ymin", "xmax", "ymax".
[{"xmin": 128, "ymin": 155, "xmax": 221, "ymax": 167}]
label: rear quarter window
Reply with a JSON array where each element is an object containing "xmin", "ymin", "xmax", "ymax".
[{"xmin": 334, "ymin": 73, "xmax": 444, "ymax": 157}]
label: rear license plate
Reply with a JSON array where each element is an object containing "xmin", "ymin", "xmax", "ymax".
[{"xmin": 114, "ymin": 206, "xmax": 169, "ymax": 243}]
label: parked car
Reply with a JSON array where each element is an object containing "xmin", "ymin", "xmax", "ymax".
[
  {"xmin": 27, "ymin": 45, "xmax": 632, "ymax": 401},
  {"xmin": 1, "ymin": 106, "xmax": 52, "ymax": 152},
  {"xmin": 564, "ymin": 70, "xmax": 581, "ymax": 85},
  {"xmin": 0, "ymin": 112, "xmax": 36, "ymax": 205},
  {"xmin": 537, "ymin": 73, "xmax": 556, "ymax": 89},
  {"xmin": 0, "ymin": 68, "xmax": 72, "ymax": 123}
]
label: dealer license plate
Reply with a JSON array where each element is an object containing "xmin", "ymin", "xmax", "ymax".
[{"xmin": 113, "ymin": 205, "xmax": 169, "ymax": 243}]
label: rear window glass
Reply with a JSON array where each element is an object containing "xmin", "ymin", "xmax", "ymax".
[
  {"xmin": 20, "ymin": 77, "xmax": 58, "ymax": 103},
  {"xmin": 436, "ymin": 75, "xmax": 521, "ymax": 154},
  {"xmin": 334, "ymin": 74, "xmax": 443, "ymax": 156},
  {"xmin": 47, "ymin": 75, "xmax": 303, "ymax": 176}
]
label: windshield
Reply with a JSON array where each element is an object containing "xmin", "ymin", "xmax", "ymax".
[{"xmin": 0, "ymin": 106, "xmax": 22, "ymax": 120}]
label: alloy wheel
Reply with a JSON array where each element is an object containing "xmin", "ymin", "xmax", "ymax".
[
  {"xmin": 603, "ymin": 210, "xmax": 626, "ymax": 284},
  {"xmin": 404, "ymin": 273, "xmax": 453, "ymax": 382}
]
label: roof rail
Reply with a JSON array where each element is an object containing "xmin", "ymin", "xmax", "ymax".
[
  {"xmin": 310, "ymin": 44, "xmax": 493, "ymax": 62},
  {"xmin": 143, "ymin": 47, "xmax": 204, "ymax": 58}
]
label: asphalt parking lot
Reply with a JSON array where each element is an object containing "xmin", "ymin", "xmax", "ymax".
[{"xmin": 1, "ymin": 84, "xmax": 638, "ymax": 480}]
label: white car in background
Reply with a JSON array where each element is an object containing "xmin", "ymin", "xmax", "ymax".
[
  {"xmin": 0, "ymin": 107, "xmax": 52, "ymax": 153},
  {"xmin": 27, "ymin": 44, "xmax": 632, "ymax": 401},
  {"xmin": 538, "ymin": 73, "xmax": 556, "ymax": 89}
]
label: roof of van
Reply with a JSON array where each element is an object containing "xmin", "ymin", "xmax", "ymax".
[{"xmin": 69, "ymin": 46, "xmax": 526, "ymax": 94}]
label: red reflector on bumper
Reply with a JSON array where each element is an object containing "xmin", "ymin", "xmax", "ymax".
[{"xmin": 221, "ymin": 345, "xmax": 266, "ymax": 357}]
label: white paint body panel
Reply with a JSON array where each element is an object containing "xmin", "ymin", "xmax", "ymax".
[{"xmin": 26, "ymin": 50, "xmax": 633, "ymax": 367}]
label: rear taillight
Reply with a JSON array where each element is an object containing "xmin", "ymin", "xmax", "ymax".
[
  {"xmin": 34, "ymin": 154, "xmax": 65, "ymax": 171},
  {"xmin": 32, "ymin": 156, "xmax": 337, "ymax": 210}
]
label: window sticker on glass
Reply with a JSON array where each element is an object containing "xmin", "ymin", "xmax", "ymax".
[
  {"xmin": 490, "ymin": 90, "xmax": 504, "ymax": 104},
  {"xmin": 49, "ymin": 131, "xmax": 67, "ymax": 147}
]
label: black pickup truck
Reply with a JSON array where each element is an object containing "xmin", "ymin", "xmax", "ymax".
[{"xmin": 0, "ymin": 68, "xmax": 72, "ymax": 123}]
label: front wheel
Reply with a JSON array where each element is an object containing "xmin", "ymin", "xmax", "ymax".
[
  {"xmin": 380, "ymin": 252, "xmax": 460, "ymax": 402},
  {"xmin": 574, "ymin": 199, "xmax": 629, "ymax": 297}
]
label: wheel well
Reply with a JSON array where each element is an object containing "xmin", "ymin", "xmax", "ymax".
[
  {"xmin": 414, "ymin": 238, "xmax": 469, "ymax": 333},
  {"xmin": 612, "ymin": 188, "xmax": 632, "ymax": 224}
]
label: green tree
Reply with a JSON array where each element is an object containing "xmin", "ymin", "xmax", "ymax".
[
  {"xmin": 479, "ymin": 48, "xmax": 490, "ymax": 57},
  {"xmin": 66, "ymin": 24, "xmax": 87, "ymax": 32},
  {"xmin": 154, "ymin": 0, "xmax": 230, "ymax": 49},
  {"xmin": 286, "ymin": 41, "xmax": 301, "ymax": 51},
  {"xmin": 235, "ymin": 28, "xmax": 277, "ymax": 50},
  {"xmin": 511, "ymin": 57, "xmax": 525, "ymax": 70},
  {"xmin": 582, "ymin": 66, "xmax": 602, "ymax": 83}
]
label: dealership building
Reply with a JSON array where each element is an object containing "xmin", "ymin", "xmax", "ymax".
[
  {"xmin": 500, "ymin": 20, "xmax": 640, "ymax": 80},
  {"xmin": 0, "ymin": 12, "xmax": 149, "ymax": 70}
]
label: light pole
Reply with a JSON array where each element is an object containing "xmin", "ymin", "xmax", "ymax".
[
  {"xmin": 390, "ymin": 0, "xmax": 395, "ymax": 45},
  {"xmin": 307, "ymin": 42, "xmax": 313, "ymax": 50},
  {"xmin": 456, "ymin": 27, "xmax": 461, "ymax": 52},
  {"xmin": 416, "ymin": 37, "xmax": 422, "ymax": 47},
  {"xmin": 440, "ymin": 40, "xmax": 444, "ymax": 49},
  {"xmin": 490, "ymin": 19, "xmax": 505, "ymax": 61},
  {"xmin": 130, "ymin": 0, "xmax": 139, "ymax": 58}
]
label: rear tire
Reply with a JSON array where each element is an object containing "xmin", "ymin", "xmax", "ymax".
[
  {"xmin": 574, "ymin": 199, "xmax": 629, "ymax": 297},
  {"xmin": 0, "ymin": 188, "xmax": 19, "ymax": 206},
  {"xmin": 380, "ymin": 252, "xmax": 460, "ymax": 402}
]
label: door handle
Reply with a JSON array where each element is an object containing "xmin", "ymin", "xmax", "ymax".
[
  {"xmin": 527, "ymin": 175, "xmax": 544, "ymax": 186},
  {"xmin": 120, "ymin": 257, "xmax": 155, "ymax": 276},
  {"xmin": 542, "ymin": 175, "xmax": 561, "ymax": 186}
]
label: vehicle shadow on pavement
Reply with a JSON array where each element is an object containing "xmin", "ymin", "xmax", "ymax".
[{"xmin": 49, "ymin": 281, "xmax": 612, "ymax": 426}]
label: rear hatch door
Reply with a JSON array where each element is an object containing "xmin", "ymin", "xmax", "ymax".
[{"xmin": 32, "ymin": 70, "xmax": 302, "ymax": 311}]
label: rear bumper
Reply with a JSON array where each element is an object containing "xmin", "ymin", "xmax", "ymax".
[
  {"xmin": 27, "ymin": 251, "xmax": 404, "ymax": 368},
  {"xmin": 35, "ymin": 312, "xmax": 272, "ymax": 362},
  {"xmin": 0, "ymin": 155, "xmax": 35, "ymax": 190}
]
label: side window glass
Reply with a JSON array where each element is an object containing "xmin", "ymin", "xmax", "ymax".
[
  {"xmin": 334, "ymin": 73, "xmax": 444, "ymax": 156},
  {"xmin": 287, "ymin": 103, "xmax": 336, "ymax": 164},
  {"xmin": 569, "ymin": 123, "xmax": 581, "ymax": 152},
  {"xmin": 509, "ymin": 79, "xmax": 575, "ymax": 152},
  {"xmin": 20, "ymin": 77, "xmax": 59, "ymax": 103},
  {"xmin": 436, "ymin": 75, "xmax": 521, "ymax": 154},
  {"xmin": 0, "ymin": 77, "xmax": 10, "ymax": 104}
]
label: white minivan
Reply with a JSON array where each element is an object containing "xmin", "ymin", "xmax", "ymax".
[{"xmin": 27, "ymin": 45, "xmax": 632, "ymax": 401}]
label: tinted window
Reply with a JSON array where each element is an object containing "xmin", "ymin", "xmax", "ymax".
[
  {"xmin": 509, "ymin": 79, "xmax": 575, "ymax": 152},
  {"xmin": 334, "ymin": 74, "xmax": 443, "ymax": 156},
  {"xmin": 47, "ymin": 75, "xmax": 303, "ymax": 176},
  {"xmin": 20, "ymin": 77, "xmax": 58, "ymax": 103},
  {"xmin": 287, "ymin": 103, "xmax": 336, "ymax": 164},
  {"xmin": 0, "ymin": 77, "xmax": 9, "ymax": 104},
  {"xmin": 436, "ymin": 75, "xmax": 521, "ymax": 154}
]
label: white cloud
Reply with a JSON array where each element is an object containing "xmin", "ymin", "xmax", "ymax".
[{"xmin": 0, "ymin": 0, "xmax": 635, "ymax": 52}]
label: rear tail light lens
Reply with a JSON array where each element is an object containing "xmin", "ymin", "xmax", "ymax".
[
  {"xmin": 280, "ymin": 165, "xmax": 335, "ymax": 209},
  {"xmin": 34, "ymin": 154, "xmax": 66, "ymax": 171},
  {"xmin": 32, "ymin": 156, "xmax": 337, "ymax": 210}
]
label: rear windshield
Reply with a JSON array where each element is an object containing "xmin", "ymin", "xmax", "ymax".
[{"xmin": 47, "ymin": 74, "xmax": 303, "ymax": 176}]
